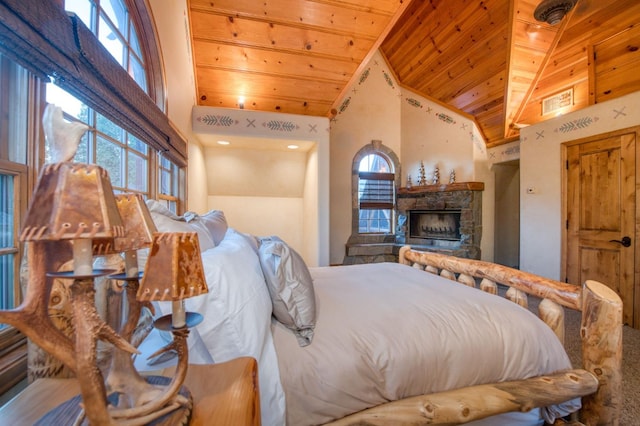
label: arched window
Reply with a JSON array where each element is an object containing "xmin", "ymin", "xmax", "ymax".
[
  {"xmin": 358, "ymin": 153, "xmax": 394, "ymax": 233},
  {"xmin": 350, "ymin": 141, "xmax": 401, "ymax": 237},
  {"xmin": 40, "ymin": 0, "xmax": 182, "ymax": 209}
]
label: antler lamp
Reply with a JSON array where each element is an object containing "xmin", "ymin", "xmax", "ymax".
[
  {"xmin": 12, "ymin": 162, "xmax": 139, "ymax": 425},
  {"xmin": 138, "ymin": 232, "xmax": 209, "ymax": 329}
]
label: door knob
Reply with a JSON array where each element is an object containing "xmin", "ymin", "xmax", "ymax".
[{"xmin": 609, "ymin": 236, "xmax": 632, "ymax": 247}]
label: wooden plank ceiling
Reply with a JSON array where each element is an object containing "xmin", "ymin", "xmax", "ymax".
[{"xmin": 188, "ymin": 0, "xmax": 640, "ymax": 148}]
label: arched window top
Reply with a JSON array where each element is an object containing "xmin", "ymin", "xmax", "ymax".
[
  {"xmin": 65, "ymin": 0, "xmax": 149, "ymax": 94},
  {"xmin": 359, "ymin": 153, "xmax": 392, "ymax": 174}
]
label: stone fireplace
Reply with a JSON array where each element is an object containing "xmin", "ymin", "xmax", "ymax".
[
  {"xmin": 397, "ymin": 182, "xmax": 483, "ymax": 259},
  {"xmin": 343, "ymin": 182, "xmax": 483, "ymax": 264}
]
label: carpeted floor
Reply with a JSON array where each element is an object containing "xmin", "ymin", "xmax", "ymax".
[{"xmin": 526, "ymin": 294, "xmax": 639, "ymax": 425}]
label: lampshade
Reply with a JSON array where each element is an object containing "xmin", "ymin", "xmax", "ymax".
[
  {"xmin": 93, "ymin": 193, "xmax": 158, "ymax": 255},
  {"xmin": 20, "ymin": 162, "xmax": 124, "ymax": 242},
  {"xmin": 137, "ymin": 232, "xmax": 208, "ymax": 302}
]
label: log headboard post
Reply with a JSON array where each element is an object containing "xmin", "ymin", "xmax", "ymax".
[{"xmin": 580, "ymin": 280, "xmax": 623, "ymax": 425}]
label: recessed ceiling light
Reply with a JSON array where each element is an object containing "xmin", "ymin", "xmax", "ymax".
[
  {"xmin": 217, "ymin": 140, "xmax": 230, "ymax": 145},
  {"xmin": 287, "ymin": 144, "xmax": 299, "ymax": 149}
]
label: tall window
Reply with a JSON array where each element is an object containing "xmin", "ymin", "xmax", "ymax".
[
  {"xmin": 66, "ymin": 0, "xmax": 147, "ymax": 91},
  {"xmin": 358, "ymin": 154, "xmax": 394, "ymax": 233},
  {"xmin": 0, "ymin": 0, "xmax": 185, "ymax": 390},
  {"xmin": 0, "ymin": 53, "xmax": 30, "ymax": 319},
  {"xmin": 45, "ymin": 84, "xmax": 152, "ymax": 196}
]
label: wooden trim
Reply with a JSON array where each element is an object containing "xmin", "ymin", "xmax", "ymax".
[
  {"xmin": 398, "ymin": 182, "xmax": 484, "ymax": 195},
  {"xmin": 0, "ymin": 330, "xmax": 27, "ymax": 396}
]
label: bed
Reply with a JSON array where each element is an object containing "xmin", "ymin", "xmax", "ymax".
[{"xmin": 142, "ymin": 204, "xmax": 622, "ymax": 426}]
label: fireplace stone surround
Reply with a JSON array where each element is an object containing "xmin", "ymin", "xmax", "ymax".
[
  {"xmin": 343, "ymin": 182, "xmax": 483, "ymax": 265},
  {"xmin": 397, "ymin": 182, "xmax": 483, "ymax": 259}
]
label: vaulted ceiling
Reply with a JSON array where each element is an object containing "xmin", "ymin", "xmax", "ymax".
[{"xmin": 188, "ymin": 0, "xmax": 640, "ymax": 148}]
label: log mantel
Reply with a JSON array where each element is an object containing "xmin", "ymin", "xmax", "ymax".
[{"xmin": 398, "ymin": 182, "xmax": 484, "ymax": 195}]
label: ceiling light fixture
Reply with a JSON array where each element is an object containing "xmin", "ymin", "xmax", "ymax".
[
  {"xmin": 287, "ymin": 144, "xmax": 299, "ymax": 150},
  {"xmin": 534, "ymin": 0, "xmax": 577, "ymax": 25}
]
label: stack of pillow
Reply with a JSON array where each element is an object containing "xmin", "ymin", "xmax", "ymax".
[{"xmin": 142, "ymin": 200, "xmax": 316, "ymax": 426}]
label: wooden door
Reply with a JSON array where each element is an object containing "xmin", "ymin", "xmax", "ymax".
[{"xmin": 565, "ymin": 129, "xmax": 637, "ymax": 327}]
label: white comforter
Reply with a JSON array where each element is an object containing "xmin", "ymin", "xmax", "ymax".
[{"xmin": 272, "ymin": 262, "xmax": 580, "ymax": 425}]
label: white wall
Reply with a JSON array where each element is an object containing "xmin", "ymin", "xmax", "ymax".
[
  {"xmin": 303, "ymin": 146, "xmax": 320, "ymax": 264},
  {"xmin": 192, "ymin": 106, "xmax": 330, "ymax": 266},
  {"xmin": 520, "ymin": 91, "xmax": 640, "ymax": 279},
  {"xmin": 148, "ymin": 0, "xmax": 208, "ymax": 213},
  {"xmin": 204, "ymin": 144, "xmax": 309, "ymax": 259},
  {"xmin": 329, "ymin": 51, "xmax": 402, "ymax": 264},
  {"xmin": 331, "ymin": 51, "xmax": 493, "ymax": 263}
]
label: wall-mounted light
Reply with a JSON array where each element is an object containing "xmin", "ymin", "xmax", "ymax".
[
  {"xmin": 287, "ymin": 144, "xmax": 299, "ymax": 150},
  {"xmin": 217, "ymin": 140, "xmax": 230, "ymax": 146},
  {"xmin": 238, "ymin": 96, "xmax": 245, "ymax": 109}
]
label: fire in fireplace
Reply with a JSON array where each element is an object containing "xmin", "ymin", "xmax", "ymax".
[{"xmin": 409, "ymin": 210, "xmax": 461, "ymax": 241}]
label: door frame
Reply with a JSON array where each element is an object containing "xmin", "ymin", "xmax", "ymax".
[{"xmin": 561, "ymin": 125, "xmax": 640, "ymax": 326}]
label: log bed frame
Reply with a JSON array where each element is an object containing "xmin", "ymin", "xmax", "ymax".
[{"xmin": 327, "ymin": 247, "xmax": 623, "ymax": 426}]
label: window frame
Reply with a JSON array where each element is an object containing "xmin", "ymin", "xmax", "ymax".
[
  {"xmin": 351, "ymin": 142, "xmax": 401, "ymax": 236},
  {"xmin": 0, "ymin": 0, "xmax": 186, "ymax": 393}
]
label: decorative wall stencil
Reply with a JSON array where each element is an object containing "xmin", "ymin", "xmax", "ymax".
[
  {"xmin": 382, "ymin": 70, "xmax": 395, "ymax": 89},
  {"xmin": 358, "ymin": 68, "xmax": 370, "ymax": 85},
  {"xmin": 436, "ymin": 112, "xmax": 456, "ymax": 125},
  {"xmin": 613, "ymin": 107, "xmax": 627, "ymax": 118},
  {"xmin": 263, "ymin": 120, "xmax": 299, "ymax": 132},
  {"xmin": 339, "ymin": 97, "xmax": 351, "ymax": 113},
  {"xmin": 406, "ymin": 98, "xmax": 423, "ymax": 108},
  {"xmin": 503, "ymin": 145, "xmax": 520, "ymax": 156},
  {"xmin": 192, "ymin": 107, "xmax": 329, "ymax": 139},
  {"xmin": 557, "ymin": 116, "xmax": 598, "ymax": 133},
  {"xmin": 198, "ymin": 115, "xmax": 238, "ymax": 127}
]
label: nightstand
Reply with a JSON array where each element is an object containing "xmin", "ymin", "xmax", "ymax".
[{"xmin": 0, "ymin": 357, "xmax": 260, "ymax": 425}]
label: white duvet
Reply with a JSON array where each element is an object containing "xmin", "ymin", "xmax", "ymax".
[{"xmin": 272, "ymin": 262, "xmax": 580, "ymax": 425}]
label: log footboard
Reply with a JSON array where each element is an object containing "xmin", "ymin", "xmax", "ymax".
[
  {"xmin": 327, "ymin": 370, "xmax": 598, "ymax": 425},
  {"xmin": 328, "ymin": 248, "xmax": 623, "ymax": 425}
]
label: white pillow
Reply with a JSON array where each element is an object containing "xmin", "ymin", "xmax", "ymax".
[
  {"xmin": 156, "ymin": 228, "xmax": 286, "ymax": 426},
  {"xmin": 191, "ymin": 210, "xmax": 228, "ymax": 246},
  {"xmin": 144, "ymin": 200, "xmax": 214, "ymax": 251},
  {"xmin": 258, "ymin": 236, "xmax": 316, "ymax": 347}
]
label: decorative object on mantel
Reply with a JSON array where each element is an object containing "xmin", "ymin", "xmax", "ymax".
[
  {"xmin": 418, "ymin": 161, "xmax": 427, "ymax": 186},
  {"xmin": 449, "ymin": 169, "xmax": 456, "ymax": 184},
  {"xmin": 406, "ymin": 174, "xmax": 412, "ymax": 189},
  {"xmin": 432, "ymin": 166, "xmax": 440, "ymax": 185},
  {"xmin": 0, "ymin": 104, "xmax": 203, "ymax": 425}
]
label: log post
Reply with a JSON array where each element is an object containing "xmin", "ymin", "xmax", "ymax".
[
  {"xmin": 457, "ymin": 274, "xmax": 476, "ymax": 288},
  {"xmin": 440, "ymin": 269, "xmax": 456, "ymax": 281},
  {"xmin": 539, "ymin": 298, "xmax": 565, "ymax": 345},
  {"xmin": 479, "ymin": 278, "xmax": 497, "ymax": 295},
  {"xmin": 506, "ymin": 287, "xmax": 528, "ymax": 308},
  {"xmin": 426, "ymin": 265, "xmax": 439, "ymax": 274},
  {"xmin": 580, "ymin": 280, "xmax": 622, "ymax": 425},
  {"xmin": 398, "ymin": 245, "xmax": 412, "ymax": 266}
]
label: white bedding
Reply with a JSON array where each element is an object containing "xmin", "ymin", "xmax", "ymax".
[
  {"xmin": 142, "ymin": 212, "xmax": 580, "ymax": 426},
  {"xmin": 272, "ymin": 262, "xmax": 580, "ymax": 425}
]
